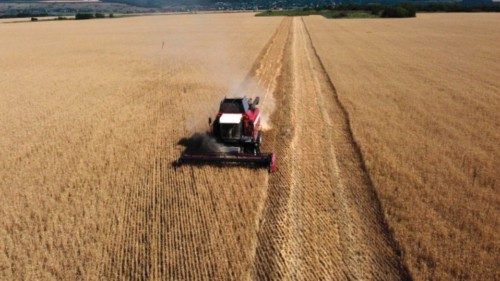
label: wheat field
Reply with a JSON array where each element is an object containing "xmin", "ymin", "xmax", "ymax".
[
  {"xmin": 305, "ymin": 13, "xmax": 500, "ymax": 280},
  {"xmin": 1, "ymin": 12, "xmax": 498, "ymax": 280},
  {"xmin": 0, "ymin": 13, "xmax": 283, "ymax": 279}
]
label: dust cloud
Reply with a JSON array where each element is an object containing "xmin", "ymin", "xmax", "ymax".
[
  {"xmin": 231, "ymin": 79, "xmax": 275, "ymax": 131},
  {"xmin": 160, "ymin": 14, "xmax": 276, "ymax": 135}
]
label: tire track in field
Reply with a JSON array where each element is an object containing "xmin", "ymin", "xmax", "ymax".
[
  {"xmin": 250, "ymin": 18, "xmax": 296, "ymax": 280},
  {"xmin": 236, "ymin": 17, "xmax": 293, "ymax": 280},
  {"xmin": 300, "ymin": 17, "xmax": 411, "ymax": 280},
  {"xmin": 252, "ymin": 17, "xmax": 410, "ymax": 280}
]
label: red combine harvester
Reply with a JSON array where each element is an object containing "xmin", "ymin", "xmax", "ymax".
[{"xmin": 178, "ymin": 97, "xmax": 277, "ymax": 173}]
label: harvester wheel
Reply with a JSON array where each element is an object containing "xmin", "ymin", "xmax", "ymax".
[
  {"xmin": 257, "ymin": 132, "xmax": 263, "ymax": 146},
  {"xmin": 254, "ymin": 146, "xmax": 260, "ymax": 155},
  {"xmin": 254, "ymin": 133, "xmax": 262, "ymax": 155}
]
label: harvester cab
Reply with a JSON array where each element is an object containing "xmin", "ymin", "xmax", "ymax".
[
  {"xmin": 211, "ymin": 97, "xmax": 262, "ymax": 154},
  {"xmin": 178, "ymin": 96, "xmax": 276, "ymax": 173}
]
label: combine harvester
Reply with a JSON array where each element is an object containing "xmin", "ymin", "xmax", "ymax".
[{"xmin": 178, "ymin": 97, "xmax": 276, "ymax": 173}]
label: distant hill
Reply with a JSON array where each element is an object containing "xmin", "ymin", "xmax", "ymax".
[
  {"xmin": 99, "ymin": 0, "xmax": 334, "ymax": 9},
  {"xmin": 0, "ymin": 0, "xmax": 332, "ymax": 9},
  {"xmin": 0, "ymin": 0, "xmax": 495, "ymax": 10}
]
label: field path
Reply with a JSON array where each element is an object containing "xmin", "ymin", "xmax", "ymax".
[{"xmin": 252, "ymin": 17, "xmax": 409, "ymax": 280}]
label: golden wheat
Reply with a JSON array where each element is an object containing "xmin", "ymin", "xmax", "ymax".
[
  {"xmin": 0, "ymin": 13, "xmax": 282, "ymax": 279},
  {"xmin": 2, "ymin": 12, "xmax": 496, "ymax": 280},
  {"xmin": 305, "ymin": 13, "xmax": 500, "ymax": 280}
]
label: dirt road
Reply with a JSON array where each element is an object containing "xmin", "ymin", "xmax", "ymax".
[{"xmin": 101, "ymin": 16, "xmax": 409, "ymax": 279}]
